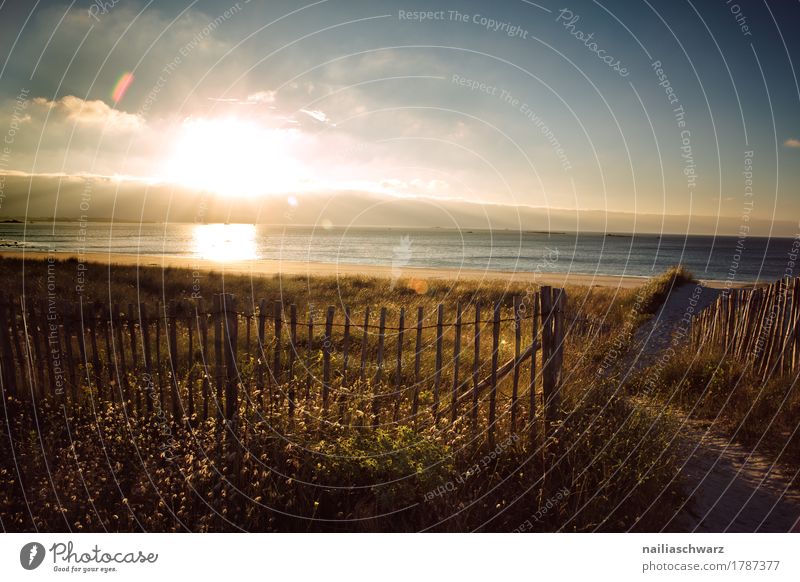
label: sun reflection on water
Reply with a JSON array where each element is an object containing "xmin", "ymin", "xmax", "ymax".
[{"xmin": 193, "ymin": 223, "xmax": 258, "ymax": 262}]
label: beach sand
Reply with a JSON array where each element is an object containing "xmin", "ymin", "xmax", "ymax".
[{"xmin": 1, "ymin": 251, "xmax": 744, "ymax": 289}]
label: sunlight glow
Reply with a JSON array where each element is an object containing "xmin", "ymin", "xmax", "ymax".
[
  {"xmin": 193, "ymin": 223, "xmax": 258, "ymax": 262},
  {"xmin": 163, "ymin": 118, "xmax": 303, "ymax": 198}
]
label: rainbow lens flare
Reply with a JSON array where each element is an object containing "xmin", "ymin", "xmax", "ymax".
[{"xmin": 111, "ymin": 72, "xmax": 134, "ymax": 102}]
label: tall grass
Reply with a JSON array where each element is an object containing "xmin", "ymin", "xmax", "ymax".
[{"xmin": 0, "ymin": 257, "xmax": 686, "ymax": 531}]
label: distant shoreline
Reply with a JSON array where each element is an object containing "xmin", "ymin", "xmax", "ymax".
[
  {"xmin": 0, "ymin": 250, "xmax": 752, "ymax": 289},
  {"xmin": 2, "ymin": 220, "xmax": 797, "ymax": 240}
]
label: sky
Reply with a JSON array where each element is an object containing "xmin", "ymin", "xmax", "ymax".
[{"xmin": 0, "ymin": 0, "xmax": 798, "ymax": 235}]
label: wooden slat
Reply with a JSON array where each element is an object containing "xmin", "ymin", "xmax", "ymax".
[
  {"xmin": 540, "ymin": 287, "xmax": 554, "ymax": 429},
  {"xmin": 472, "ymin": 303, "xmax": 481, "ymax": 431},
  {"xmin": 342, "ymin": 306, "xmax": 351, "ymax": 388},
  {"xmin": 222, "ymin": 293, "xmax": 238, "ymax": 423},
  {"xmin": 28, "ymin": 302, "xmax": 48, "ymax": 399},
  {"xmin": 394, "ymin": 307, "xmax": 405, "ymax": 422},
  {"xmin": 155, "ymin": 301, "xmax": 166, "ymax": 411},
  {"xmin": 273, "ymin": 300, "xmax": 282, "ymax": 385},
  {"xmin": 8, "ymin": 298, "xmax": 30, "ymax": 397},
  {"xmin": 450, "ymin": 302, "xmax": 462, "ymax": 424},
  {"xmin": 168, "ymin": 300, "xmax": 180, "ymax": 419},
  {"xmin": 88, "ymin": 301, "xmax": 103, "ymax": 400},
  {"xmin": 359, "ymin": 307, "xmax": 370, "ymax": 384},
  {"xmin": 257, "ymin": 299, "xmax": 266, "ymax": 393},
  {"xmin": 61, "ymin": 302, "xmax": 77, "ymax": 403},
  {"xmin": 511, "ymin": 295, "xmax": 521, "ymax": 434},
  {"xmin": 433, "ymin": 304, "xmax": 443, "ymax": 423},
  {"xmin": 529, "ymin": 292, "xmax": 539, "ymax": 438},
  {"xmin": 139, "ymin": 303, "xmax": 154, "ymax": 414},
  {"xmin": 488, "ymin": 301, "xmax": 501, "ymax": 448},
  {"xmin": 198, "ymin": 299, "xmax": 210, "ymax": 421},
  {"xmin": 305, "ymin": 308, "xmax": 314, "ymax": 401},
  {"xmin": 288, "ymin": 304, "xmax": 297, "ymax": 418},
  {"xmin": 323, "ymin": 306, "xmax": 334, "ymax": 412},
  {"xmin": 373, "ymin": 307, "xmax": 387, "ymax": 427},
  {"xmin": 552, "ymin": 289, "xmax": 567, "ymax": 418},
  {"xmin": 412, "ymin": 306, "xmax": 423, "ymax": 420},
  {"xmin": 100, "ymin": 305, "xmax": 114, "ymax": 404},
  {"xmin": 186, "ymin": 301, "xmax": 195, "ymax": 419},
  {"xmin": 113, "ymin": 303, "xmax": 130, "ymax": 407},
  {"xmin": 127, "ymin": 303, "xmax": 139, "ymax": 412},
  {"xmin": 213, "ymin": 295, "xmax": 224, "ymax": 424},
  {"xmin": 0, "ymin": 299, "xmax": 17, "ymax": 397}
]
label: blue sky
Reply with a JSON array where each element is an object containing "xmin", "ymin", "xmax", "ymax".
[{"xmin": 0, "ymin": 0, "xmax": 798, "ymax": 233}]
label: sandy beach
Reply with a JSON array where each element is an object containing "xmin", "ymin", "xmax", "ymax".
[{"xmin": 0, "ymin": 250, "xmax": 745, "ymax": 289}]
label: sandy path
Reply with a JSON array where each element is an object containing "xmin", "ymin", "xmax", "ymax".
[{"xmin": 626, "ymin": 283, "xmax": 800, "ymax": 532}]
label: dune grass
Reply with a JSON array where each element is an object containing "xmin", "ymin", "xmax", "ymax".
[{"xmin": 0, "ymin": 256, "xmax": 686, "ymax": 531}]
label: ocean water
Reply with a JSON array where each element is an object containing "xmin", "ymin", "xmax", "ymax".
[{"xmin": 1, "ymin": 222, "xmax": 797, "ymax": 283}]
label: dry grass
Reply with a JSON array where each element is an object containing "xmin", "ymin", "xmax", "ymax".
[{"xmin": 0, "ymin": 257, "xmax": 685, "ymax": 532}]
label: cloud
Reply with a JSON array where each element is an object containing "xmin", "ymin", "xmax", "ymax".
[
  {"xmin": 32, "ymin": 96, "xmax": 144, "ymax": 131},
  {"xmin": 300, "ymin": 109, "xmax": 330, "ymax": 124},
  {"xmin": 208, "ymin": 91, "xmax": 277, "ymax": 106},
  {"xmin": 247, "ymin": 91, "xmax": 277, "ymax": 104},
  {"xmin": 784, "ymin": 138, "xmax": 800, "ymax": 148}
]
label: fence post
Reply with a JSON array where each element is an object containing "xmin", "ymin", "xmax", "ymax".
[
  {"xmin": 139, "ymin": 303, "xmax": 154, "ymax": 415},
  {"xmin": 127, "ymin": 303, "xmax": 140, "ymax": 414},
  {"xmin": 359, "ymin": 307, "xmax": 370, "ymax": 384},
  {"xmin": 433, "ymin": 304, "xmax": 443, "ymax": 423},
  {"xmin": 288, "ymin": 304, "xmax": 297, "ymax": 418},
  {"xmin": 28, "ymin": 301, "xmax": 47, "ymax": 399},
  {"xmin": 540, "ymin": 287, "xmax": 555, "ymax": 433},
  {"xmin": 45, "ymin": 301, "xmax": 61, "ymax": 400},
  {"xmin": 394, "ymin": 307, "xmax": 405, "ymax": 422},
  {"xmin": 323, "ymin": 306, "xmax": 334, "ymax": 412},
  {"xmin": 373, "ymin": 307, "xmax": 386, "ymax": 427},
  {"xmin": 488, "ymin": 301, "xmax": 501, "ymax": 448},
  {"xmin": 450, "ymin": 302, "xmax": 462, "ymax": 424},
  {"xmin": 793, "ymin": 279, "xmax": 800, "ymax": 372},
  {"xmin": 273, "ymin": 300, "xmax": 283, "ymax": 386},
  {"xmin": 155, "ymin": 301, "xmax": 167, "ymax": 412},
  {"xmin": 511, "ymin": 295, "xmax": 521, "ymax": 434},
  {"xmin": 7, "ymin": 298, "xmax": 30, "ymax": 398},
  {"xmin": 212, "ymin": 295, "xmax": 224, "ymax": 425},
  {"xmin": 0, "ymin": 299, "xmax": 16, "ymax": 397},
  {"xmin": 87, "ymin": 301, "xmax": 103, "ymax": 401},
  {"xmin": 113, "ymin": 303, "xmax": 130, "ymax": 408},
  {"xmin": 186, "ymin": 300, "xmax": 195, "ymax": 419},
  {"xmin": 100, "ymin": 305, "xmax": 114, "ymax": 404},
  {"xmin": 168, "ymin": 300, "xmax": 180, "ymax": 420},
  {"xmin": 197, "ymin": 299, "xmax": 210, "ymax": 422},
  {"xmin": 472, "ymin": 303, "xmax": 481, "ymax": 432},
  {"xmin": 342, "ymin": 306, "xmax": 351, "ymax": 389},
  {"xmin": 305, "ymin": 307, "xmax": 314, "ymax": 402},
  {"xmin": 59, "ymin": 298, "xmax": 78, "ymax": 402},
  {"xmin": 257, "ymin": 299, "xmax": 266, "ymax": 396},
  {"xmin": 412, "ymin": 306, "xmax": 423, "ymax": 422},
  {"xmin": 552, "ymin": 289, "xmax": 566, "ymax": 418},
  {"xmin": 529, "ymin": 292, "xmax": 540, "ymax": 443},
  {"xmin": 222, "ymin": 293, "xmax": 238, "ymax": 424}
]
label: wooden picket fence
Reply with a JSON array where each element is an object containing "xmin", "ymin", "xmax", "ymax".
[
  {"xmin": 0, "ymin": 287, "xmax": 589, "ymax": 444},
  {"xmin": 691, "ymin": 276, "xmax": 800, "ymax": 381}
]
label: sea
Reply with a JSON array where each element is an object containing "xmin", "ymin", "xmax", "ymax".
[{"xmin": 1, "ymin": 222, "xmax": 798, "ymax": 283}]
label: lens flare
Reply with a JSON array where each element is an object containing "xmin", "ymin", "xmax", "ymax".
[{"xmin": 112, "ymin": 72, "xmax": 134, "ymax": 103}]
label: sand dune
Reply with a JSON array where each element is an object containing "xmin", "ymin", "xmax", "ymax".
[{"xmin": 1, "ymin": 250, "xmax": 747, "ymax": 290}]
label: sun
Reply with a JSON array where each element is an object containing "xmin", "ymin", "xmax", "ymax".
[{"xmin": 162, "ymin": 117, "xmax": 303, "ymax": 198}]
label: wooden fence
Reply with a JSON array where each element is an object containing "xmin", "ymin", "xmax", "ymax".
[
  {"xmin": 691, "ymin": 276, "xmax": 800, "ymax": 381},
  {"xmin": 0, "ymin": 287, "xmax": 599, "ymax": 443}
]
